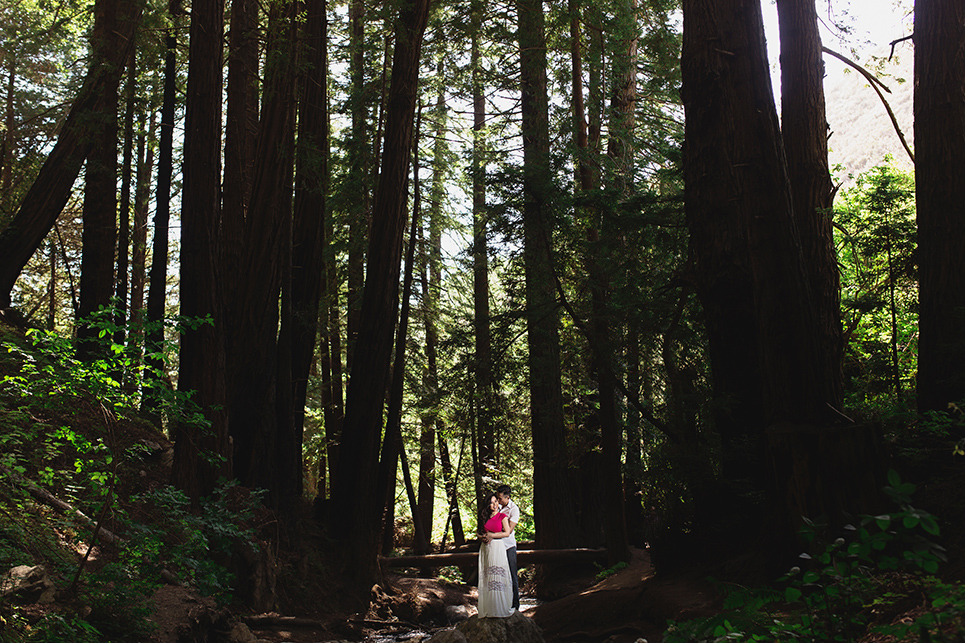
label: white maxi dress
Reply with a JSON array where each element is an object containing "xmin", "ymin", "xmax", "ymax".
[{"xmin": 477, "ymin": 538, "xmax": 513, "ymax": 617}]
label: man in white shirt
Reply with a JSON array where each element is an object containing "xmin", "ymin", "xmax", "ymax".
[{"xmin": 482, "ymin": 484, "xmax": 520, "ymax": 610}]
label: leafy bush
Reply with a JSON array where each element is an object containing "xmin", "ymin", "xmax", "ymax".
[
  {"xmin": 665, "ymin": 471, "xmax": 965, "ymax": 642},
  {"xmin": 129, "ymin": 481, "xmax": 264, "ymax": 603}
]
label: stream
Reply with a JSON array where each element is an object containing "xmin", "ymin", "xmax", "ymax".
[{"xmin": 360, "ymin": 597, "xmax": 542, "ymax": 643}]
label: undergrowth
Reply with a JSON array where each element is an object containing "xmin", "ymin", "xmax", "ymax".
[
  {"xmin": 0, "ymin": 313, "xmax": 262, "ymax": 642},
  {"xmin": 665, "ymin": 469, "xmax": 965, "ymax": 642}
]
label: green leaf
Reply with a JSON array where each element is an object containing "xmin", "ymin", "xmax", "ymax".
[
  {"xmin": 921, "ymin": 516, "xmax": 940, "ymax": 536},
  {"xmin": 785, "ymin": 587, "xmax": 802, "ymax": 602},
  {"xmin": 887, "ymin": 468, "xmax": 901, "ymax": 488},
  {"xmin": 903, "ymin": 514, "xmax": 919, "ymax": 529}
]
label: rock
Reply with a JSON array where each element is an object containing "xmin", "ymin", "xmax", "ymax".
[
  {"xmin": 427, "ymin": 628, "xmax": 469, "ymax": 643},
  {"xmin": 455, "ymin": 610, "xmax": 544, "ymax": 643},
  {"xmin": 445, "ymin": 604, "xmax": 470, "ymax": 623},
  {"xmin": 228, "ymin": 622, "xmax": 258, "ymax": 643},
  {"xmin": 1, "ymin": 565, "xmax": 56, "ymax": 604}
]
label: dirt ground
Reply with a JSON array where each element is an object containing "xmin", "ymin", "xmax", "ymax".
[
  {"xmin": 161, "ymin": 546, "xmax": 720, "ymax": 643},
  {"xmin": 529, "ymin": 547, "xmax": 720, "ymax": 643}
]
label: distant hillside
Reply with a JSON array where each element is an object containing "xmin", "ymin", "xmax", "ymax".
[{"xmin": 823, "ymin": 46, "xmax": 914, "ymax": 186}]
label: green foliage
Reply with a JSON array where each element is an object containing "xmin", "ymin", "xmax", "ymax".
[
  {"xmin": 665, "ymin": 471, "xmax": 964, "ymax": 642},
  {"xmin": 0, "ymin": 316, "xmax": 259, "ymax": 640},
  {"xmin": 836, "ymin": 160, "xmax": 917, "ymax": 404},
  {"xmin": 129, "ymin": 482, "xmax": 263, "ymax": 602},
  {"xmin": 594, "ymin": 560, "xmax": 629, "ymax": 582}
]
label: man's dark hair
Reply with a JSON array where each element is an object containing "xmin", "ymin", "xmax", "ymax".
[{"xmin": 495, "ymin": 484, "xmax": 512, "ymax": 497}]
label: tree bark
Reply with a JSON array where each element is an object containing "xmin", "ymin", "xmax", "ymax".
[
  {"xmin": 0, "ymin": 0, "xmax": 141, "ymax": 308},
  {"xmin": 345, "ymin": 0, "xmax": 369, "ymax": 377},
  {"xmin": 777, "ymin": 0, "xmax": 843, "ymax": 411},
  {"xmin": 227, "ymin": 0, "xmax": 297, "ymax": 504},
  {"xmin": 143, "ymin": 30, "xmax": 177, "ymax": 416},
  {"xmin": 113, "ymin": 48, "xmax": 137, "ymax": 350},
  {"xmin": 330, "ymin": 0, "xmax": 431, "ymax": 604},
  {"xmin": 914, "ymin": 0, "xmax": 965, "ymax": 413},
  {"xmin": 288, "ymin": 0, "xmax": 330, "ymax": 506},
  {"xmin": 518, "ymin": 0, "xmax": 579, "ymax": 552},
  {"xmin": 376, "ymin": 112, "xmax": 421, "ymax": 556},
  {"xmin": 171, "ymin": 0, "xmax": 231, "ymax": 503},
  {"xmin": 681, "ymin": 0, "xmax": 829, "ymax": 464},
  {"xmin": 470, "ymin": 0, "xmax": 495, "ymax": 521},
  {"xmin": 222, "ymin": 0, "xmax": 259, "ymax": 301},
  {"xmin": 128, "ymin": 110, "xmax": 154, "ymax": 365},
  {"xmin": 77, "ymin": 0, "xmax": 121, "ymax": 354}
]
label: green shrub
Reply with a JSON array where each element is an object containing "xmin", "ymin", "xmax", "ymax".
[{"xmin": 665, "ymin": 470, "xmax": 965, "ymax": 642}]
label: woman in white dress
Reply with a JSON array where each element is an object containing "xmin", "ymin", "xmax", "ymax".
[{"xmin": 477, "ymin": 494, "xmax": 514, "ymax": 617}]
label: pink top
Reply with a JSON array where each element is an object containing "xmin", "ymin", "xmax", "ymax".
[{"xmin": 484, "ymin": 512, "xmax": 506, "ymax": 533}]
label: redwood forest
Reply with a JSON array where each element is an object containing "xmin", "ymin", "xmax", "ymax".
[{"xmin": 1, "ymin": 0, "xmax": 964, "ymax": 640}]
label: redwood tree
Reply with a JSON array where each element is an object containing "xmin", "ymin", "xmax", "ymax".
[
  {"xmin": 915, "ymin": 0, "xmax": 965, "ymax": 414},
  {"xmin": 777, "ymin": 0, "xmax": 843, "ymax": 411},
  {"xmin": 0, "ymin": 0, "xmax": 141, "ymax": 308},
  {"xmin": 518, "ymin": 0, "xmax": 579, "ymax": 553},
  {"xmin": 77, "ymin": 0, "xmax": 121, "ymax": 355},
  {"xmin": 171, "ymin": 0, "xmax": 231, "ymax": 502},
  {"xmin": 680, "ymin": 0, "xmax": 840, "ymax": 541},
  {"xmin": 329, "ymin": 0, "xmax": 431, "ymax": 602}
]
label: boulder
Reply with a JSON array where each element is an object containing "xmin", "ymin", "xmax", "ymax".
[
  {"xmin": 427, "ymin": 628, "xmax": 469, "ymax": 643},
  {"xmin": 445, "ymin": 604, "xmax": 470, "ymax": 623},
  {"xmin": 1, "ymin": 565, "xmax": 56, "ymax": 604},
  {"xmin": 455, "ymin": 610, "xmax": 544, "ymax": 643}
]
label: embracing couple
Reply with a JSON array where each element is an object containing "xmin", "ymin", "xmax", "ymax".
[{"xmin": 477, "ymin": 484, "xmax": 520, "ymax": 618}]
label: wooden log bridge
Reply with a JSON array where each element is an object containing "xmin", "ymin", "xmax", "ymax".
[{"xmin": 380, "ymin": 548, "xmax": 608, "ymax": 567}]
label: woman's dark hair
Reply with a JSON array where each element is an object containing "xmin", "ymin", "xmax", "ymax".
[{"xmin": 479, "ymin": 493, "xmax": 497, "ymax": 530}]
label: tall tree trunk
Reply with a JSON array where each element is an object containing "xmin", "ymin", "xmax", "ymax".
[
  {"xmin": 438, "ymin": 428, "xmax": 465, "ymax": 549},
  {"xmin": 228, "ymin": 0, "xmax": 297, "ymax": 503},
  {"xmin": 681, "ymin": 0, "xmax": 825, "ymax": 456},
  {"xmin": 222, "ymin": 0, "xmax": 259, "ymax": 302},
  {"xmin": 518, "ymin": 0, "xmax": 579, "ymax": 553},
  {"xmin": 777, "ymin": 0, "xmax": 843, "ymax": 411},
  {"xmin": 129, "ymin": 110, "xmax": 154, "ymax": 369},
  {"xmin": 0, "ymin": 0, "xmax": 142, "ymax": 308},
  {"xmin": 593, "ymin": 0, "xmax": 637, "ymax": 566},
  {"xmin": 417, "ymin": 78, "xmax": 448, "ymax": 553},
  {"xmin": 376, "ymin": 110, "xmax": 421, "ymax": 557},
  {"xmin": 289, "ymin": 0, "xmax": 330, "ymax": 505},
  {"xmin": 1, "ymin": 63, "xmax": 13, "ymax": 200},
  {"xmin": 144, "ymin": 30, "xmax": 176, "ymax": 415},
  {"xmin": 114, "ymin": 49, "xmax": 137, "ymax": 349},
  {"xmin": 470, "ymin": 0, "xmax": 494, "ymax": 519},
  {"xmin": 345, "ymin": 0, "xmax": 369, "ymax": 377},
  {"xmin": 77, "ymin": 0, "xmax": 122, "ymax": 358},
  {"xmin": 681, "ymin": 0, "xmax": 850, "ymax": 549},
  {"xmin": 171, "ymin": 0, "xmax": 231, "ymax": 503},
  {"xmin": 329, "ymin": 0, "xmax": 430, "ymax": 604},
  {"xmin": 915, "ymin": 0, "xmax": 965, "ymax": 413}
]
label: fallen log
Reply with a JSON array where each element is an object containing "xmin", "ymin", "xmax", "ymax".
[
  {"xmin": 0, "ymin": 465, "xmax": 121, "ymax": 545},
  {"xmin": 380, "ymin": 548, "xmax": 607, "ymax": 568},
  {"xmin": 242, "ymin": 614, "xmax": 329, "ymax": 628}
]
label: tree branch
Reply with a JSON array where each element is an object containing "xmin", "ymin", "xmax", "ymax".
[{"xmin": 822, "ymin": 46, "xmax": 915, "ymax": 165}]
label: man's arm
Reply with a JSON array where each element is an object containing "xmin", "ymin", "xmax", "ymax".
[{"xmin": 482, "ymin": 516, "xmax": 516, "ymax": 542}]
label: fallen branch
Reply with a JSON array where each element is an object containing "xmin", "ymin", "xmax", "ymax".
[
  {"xmin": 0, "ymin": 464, "xmax": 122, "ymax": 545},
  {"xmin": 381, "ymin": 547, "xmax": 608, "ymax": 567},
  {"xmin": 242, "ymin": 614, "xmax": 330, "ymax": 628}
]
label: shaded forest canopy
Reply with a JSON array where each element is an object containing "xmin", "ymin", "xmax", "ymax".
[{"xmin": 1, "ymin": 0, "xmax": 965, "ymax": 639}]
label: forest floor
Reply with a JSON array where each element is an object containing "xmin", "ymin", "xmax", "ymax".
[{"xmin": 211, "ymin": 545, "xmax": 723, "ymax": 643}]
